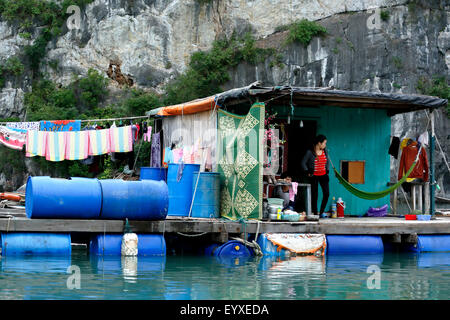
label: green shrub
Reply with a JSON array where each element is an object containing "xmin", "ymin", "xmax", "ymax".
[
  {"xmin": 123, "ymin": 89, "xmax": 162, "ymax": 116},
  {"xmin": 380, "ymin": 10, "xmax": 390, "ymax": 21},
  {"xmin": 5, "ymin": 56, "xmax": 24, "ymax": 75},
  {"xmin": 417, "ymin": 76, "xmax": 450, "ymax": 116},
  {"xmin": 284, "ymin": 19, "xmax": 327, "ymax": 47}
]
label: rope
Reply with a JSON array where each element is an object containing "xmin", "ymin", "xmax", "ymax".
[
  {"xmin": 230, "ymin": 236, "xmax": 263, "ymax": 256},
  {"xmin": 176, "ymin": 232, "xmax": 208, "ymax": 237},
  {"xmin": 424, "ymin": 110, "xmax": 450, "ymax": 175}
]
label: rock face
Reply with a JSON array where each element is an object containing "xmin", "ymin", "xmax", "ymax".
[{"xmin": 0, "ymin": 0, "xmax": 448, "ymax": 198}]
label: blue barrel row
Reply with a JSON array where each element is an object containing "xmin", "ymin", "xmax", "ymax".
[
  {"xmin": 25, "ymin": 176, "xmax": 168, "ymax": 220},
  {"xmin": 0, "ymin": 233, "xmax": 166, "ymax": 256},
  {"xmin": 140, "ymin": 164, "xmax": 220, "ymax": 218}
]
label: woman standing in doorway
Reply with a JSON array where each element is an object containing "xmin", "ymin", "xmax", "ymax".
[{"xmin": 301, "ymin": 134, "xmax": 330, "ymax": 216}]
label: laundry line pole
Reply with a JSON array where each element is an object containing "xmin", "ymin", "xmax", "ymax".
[{"xmin": 429, "ymin": 110, "xmax": 435, "ymax": 216}]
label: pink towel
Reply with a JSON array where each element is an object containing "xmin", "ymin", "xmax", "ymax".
[{"xmin": 289, "ymin": 182, "xmax": 298, "ymax": 202}]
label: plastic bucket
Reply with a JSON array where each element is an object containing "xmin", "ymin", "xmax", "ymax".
[
  {"xmin": 25, "ymin": 176, "xmax": 102, "ymax": 219},
  {"xmin": 99, "ymin": 179, "xmax": 168, "ymax": 220},
  {"xmin": 140, "ymin": 167, "xmax": 167, "ymax": 182},
  {"xmin": 191, "ymin": 172, "xmax": 220, "ymax": 218},
  {"xmin": 89, "ymin": 234, "xmax": 166, "ymax": 256},
  {"xmin": 1, "ymin": 233, "xmax": 71, "ymax": 256},
  {"xmin": 405, "ymin": 214, "xmax": 417, "ymax": 220},
  {"xmin": 167, "ymin": 163, "xmax": 200, "ymax": 216}
]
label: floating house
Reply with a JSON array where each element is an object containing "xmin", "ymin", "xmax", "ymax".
[{"xmin": 147, "ymin": 82, "xmax": 447, "ymax": 219}]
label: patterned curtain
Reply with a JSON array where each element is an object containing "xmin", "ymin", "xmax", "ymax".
[{"xmin": 217, "ymin": 103, "xmax": 265, "ymax": 220}]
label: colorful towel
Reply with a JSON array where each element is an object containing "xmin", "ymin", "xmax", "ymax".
[
  {"xmin": 163, "ymin": 147, "xmax": 174, "ymax": 167},
  {"xmin": 26, "ymin": 130, "xmax": 47, "ymax": 157},
  {"xmin": 0, "ymin": 126, "xmax": 26, "ymax": 150},
  {"xmin": 46, "ymin": 131, "xmax": 66, "ymax": 161},
  {"xmin": 109, "ymin": 125, "xmax": 133, "ymax": 153},
  {"xmin": 65, "ymin": 131, "xmax": 89, "ymax": 160},
  {"xmin": 88, "ymin": 129, "xmax": 111, "ymax": 156},
  {"xmin": 40, "ymin": 120, "xmax": 81, "ymax": 132},
  {"xmin": 6, "ymin": 122, "xmax": 40, "ymax": 131}
]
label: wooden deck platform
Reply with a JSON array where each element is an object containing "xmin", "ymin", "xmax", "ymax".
[{"xmin": 0, "ymin": 208, "xmax": 449, "ymax": 236}]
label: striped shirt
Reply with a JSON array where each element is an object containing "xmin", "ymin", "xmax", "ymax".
[{"xmin": 314, "ymin": 152, "xmax": 327, "ymax": 176}]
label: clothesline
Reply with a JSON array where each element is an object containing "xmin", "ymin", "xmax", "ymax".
[{"xmin": 0, "ymin": 115, "xmax": 151, "ymax": 126}]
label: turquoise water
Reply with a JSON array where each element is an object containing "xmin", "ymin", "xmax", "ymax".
[{"xmin": 0, "ymin": 251, "xmax": 449, "ymax": 300}]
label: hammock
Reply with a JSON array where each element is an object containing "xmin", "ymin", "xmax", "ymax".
[{"xmin": 330, "ymin": 144, "xmax": 423, "ymax": 200}]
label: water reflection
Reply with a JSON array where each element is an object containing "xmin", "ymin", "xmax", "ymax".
[
  {"xmin": 1, "ymin": 255, "xmax": 71, "ymax": 274},
  {"xmin": 0, "ymin": 252, "xmax": 450, "ymax": 299},
  {"xmin": 325, "ymin": 254, "xmax": 384, "ymax": 274}
]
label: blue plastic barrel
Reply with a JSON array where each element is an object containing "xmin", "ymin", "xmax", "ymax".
[
  {"xmin": 1, "ymin": 233, "xmax": 71, "ymax": 255},
  {"xmin": 213, "ymin": 240, "xmax": 253, "ymax": 257},
  {"xmin": 140, "ymin": 167, "xmax": 167, "ymax": 181},
  {"xmin": 167, "ymin": 163, "xmax": 200, "ymax": 216},
  {"xmin": 99, "ymin": 179, "xmax": 168, "ymax": 220},
  {"xmin": 191, "ymin": 172, "xmax": 220, "ymax": 218},
  {"xmin": 326, "ymin": 235, "xmax": 384, "ymax": 255},
  {"xmin": 407, "ymin": 235, "xmax": 450, "ymax": 252},
  {"xmin": 25, "ymin": 176, "xmax": 102, "ymax": 219},
  {"xmin": 256, "ymin": 233, "xmax": 295, "ymax": 257},
  {"xmin": 89, "ymin": 234, "xmax": 166, "ymax": 256},
  {"xmin": 204, "ymin": 243, "xmax": 220, "ymax": 256}
]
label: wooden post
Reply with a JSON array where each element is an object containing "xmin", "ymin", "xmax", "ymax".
[
  {"xmin": 418, "ymin": 184, "xmax": 423, "ymax": 213},
  {"xmin": 424, "ymin": 182, "xmax": 430, "ymax": 214},
  {"xmin": 393, "ymin": 188, "xmax": 398, "ymax": 215},
  {"xmin": 429, "ymin": 111, "xmax": 436, "ymax": 216}
]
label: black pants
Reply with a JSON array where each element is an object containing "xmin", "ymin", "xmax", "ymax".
[{"xmin": 310, "ymin": 174, "xmax": 330, "ymax": 214}]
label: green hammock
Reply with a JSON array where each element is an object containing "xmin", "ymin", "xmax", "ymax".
[{"xmin": 332, "ymin": 159, "xmax": 418, "ymax": 200}]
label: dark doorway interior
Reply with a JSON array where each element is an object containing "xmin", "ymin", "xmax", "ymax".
[{"xmin": 286, "ymin": 120, "xmax": 317, "ymax": 181}]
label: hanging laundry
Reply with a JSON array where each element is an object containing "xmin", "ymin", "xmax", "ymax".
[
  {"xmin": 40, "ymin": 120, "xmax": 81, "ymax": 132},
  {"xmin": 109, "ymin": 125, "xmax": 133, "ymax": 153},
  {"xmin": 289, "ymin": 182, "xmax": 298, "ymax": 202},
  {"xmin": 172, "ymin": 148, "xmax": 184, "ymax": 163},
  {"xmin": 205, "ymin": 146, "xmax": 213, "ymax": 171},
  {"xmin": 182, "ymin": 145, "xmax": 192, "ymax": 163},
  {"xmin": 46, "ymin": 131, "xmax": 66, "ymax": 162},
  {"xmin": 163, "ymin": 146, "xmax": 174, "ymax": 167},
  {"xmin": 65, "ymin": 131, "xmax": 89, "ymax": 160},
  {"xmin": 0, "ymin": 126, "xmax": 26, "ymax": 150},
  {"xmin": 26, "ymin": 130, "xmax": 47, "ymax": 157},
  {"xmin": 417, "ymin": 132, "xmax": 429, "ymax": 147},
  {"xmin": 143, "ymin": 126, "xmax": 152, "ymax": 142},
  {"xmin": 388, "ymin": 136, "xmax": 400, "ymax": 159},
  {"xmin": 80, "ymin": 126, "xmax": 95, "ymax": 165},
  {"xmin": 150, "ymin": 132, "xmax": 161, "ymax": 167},
  {"xmin": 398, "ymin": 140, "xmax": 429, "ymax": 182},
  {"xmin": 88, "ymin": 128, "xmax": 111, "ymax": 156},
  {"xmin": 400, "ymin": 138, "xmax": 411, "ymax": 150},
  {"xmin": 6, "ymin": 121, "xmax": 40, "ymax": 131}
]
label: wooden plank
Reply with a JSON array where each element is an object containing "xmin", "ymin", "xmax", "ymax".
[{"xmin": 0, "ymin": 216, "xmax": 449, "ymax": 235}]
